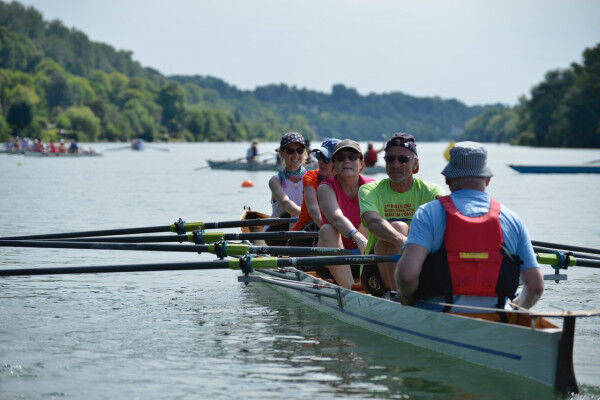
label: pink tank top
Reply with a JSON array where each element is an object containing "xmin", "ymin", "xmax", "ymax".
[{"xmin": 320, "ymin": 175, "xmax": 374, "ymax": 228}]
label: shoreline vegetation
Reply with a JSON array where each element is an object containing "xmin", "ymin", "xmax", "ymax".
[{"xmin": 0, "ymin": 2, "xmax": 598, "ymax": 148}]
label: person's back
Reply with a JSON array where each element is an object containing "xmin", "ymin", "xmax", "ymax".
[{"xmin": 396, "ymin": 142, "xmax": 544, "ymax": 311}]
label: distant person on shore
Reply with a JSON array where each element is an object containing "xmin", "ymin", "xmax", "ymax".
[
  {"xmin": 246, "ymin": 140, "xmax": 259, "ymax": 164},
  {"xmin": 49, "ymin": 140, "xmax": 58, "ymax": 153},
  {"xmin": 395, "ymin": 141, "xmax": 544, "ymax": 312}
]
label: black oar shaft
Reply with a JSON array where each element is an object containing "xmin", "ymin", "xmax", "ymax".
[
  {"xmin": 202, "ymin": 218, "xmax": 295, "ymax": 229},
  {"xmin": 0, "ymin": 240, "xmax": 207, "ymax": 252},
  {"xmin": 0, "ymin": 261, "xmax": 231, "ymax": 276},
  {"xmin": 0, "ymin": 254, "xmax": 400, "ymax": 277},
  {"xmin": 532, "ymin": 241, "xmax": 600, "ymax": 255},
  {"xmin": 250, "ymin": 246, "xmax": 356, "ymax": 256},
  {"xmin": 0, "ymin": 240, "xmax": 351, "ymax": 257},
  {"xmin": 0, "ymin": 218, "xmax": 297, "ymax": 241},
  {"xmin": 48, "ymin": 231, "xmax": 318, "ymax": 243},
  {"xmin": 2, "ymin": 226, "xmax": 169, "ymax": 240}
]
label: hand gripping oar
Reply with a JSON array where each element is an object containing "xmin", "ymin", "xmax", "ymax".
[
  {"xmin": 0, "ymin": 239, "xmax": 357, "ymax": 257},
  {"xmin": 0, "ymin": 217, "xmax": 297, "ymax": 240},
  {"xmin": 0, "ymin": 254, "xmax": 400, "ymax": 277},
  {"xmin": 41, "ymin": 230, "xmax": 319, "ymax": 243}
]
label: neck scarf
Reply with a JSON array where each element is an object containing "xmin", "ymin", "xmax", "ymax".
[{"xmin": 278, "ymin": 166, "xmax": 307, "ymax": 188}]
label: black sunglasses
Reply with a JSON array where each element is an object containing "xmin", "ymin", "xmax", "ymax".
[
  {"xmin": 283, "ymin": 146, "xmax": 305, "ymax": 155},
  {"xmin": 334, "ymin": 152, "xmax": 361, "ymax": 162},
  {"xmin": 384, "ymin": 155, "xmax": 415, "ymax": 164},
  {"xmin": 316, "ymin": 152, "xmax": 331, "ymax": 164}
]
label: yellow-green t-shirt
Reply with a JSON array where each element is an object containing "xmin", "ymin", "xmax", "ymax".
[{"xmin": 359, "ymin": 178, "xmax": 445, "ymax": 254}]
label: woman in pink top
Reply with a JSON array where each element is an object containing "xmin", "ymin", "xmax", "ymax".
[{"xmin": 318, "ymin": 139, "xmax": 374, "ymax": 289}]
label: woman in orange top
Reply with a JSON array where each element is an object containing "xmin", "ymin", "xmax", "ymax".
[{"xmin": 291, "ymin": 138, "xmax": 340, "ymax": 231}]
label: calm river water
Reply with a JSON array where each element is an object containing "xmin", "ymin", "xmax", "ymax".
[{"xmin": 1, "ymin": 142, "xmax": 599, "ymax": 399}]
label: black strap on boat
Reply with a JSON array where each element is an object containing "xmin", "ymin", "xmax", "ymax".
[
  {"xmin": 173, "ymin": 218, "xmax": 186, "ymax": 235},
  {"xmin": 239, "ymin": 254, "xmax": 254, "ymax": 275},
  {"xmin": 214, "ymin": 240, "xmax": 227, "ymax": 259},
  {"xmin": 192, "ymin": 228, "xmax": 204, "ymax": 244}
]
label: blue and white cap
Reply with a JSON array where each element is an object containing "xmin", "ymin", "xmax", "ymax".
[
  {"xmin": 279, "ymin": 132, "xmax": 306, "ymax": 148},
  {"xmin": 441, "ymin": 141, "xmax": 493, "ymax": 179},
  {"xmin": 312, "ymin": 138, "xmax": 341, "ymax": 159}
]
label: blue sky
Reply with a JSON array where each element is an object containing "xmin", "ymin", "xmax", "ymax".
[{"xmin": 19, "ymin": 0, "xmax": 600, "ymax": 106}]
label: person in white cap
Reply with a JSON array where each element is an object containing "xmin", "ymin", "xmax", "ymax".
[{"xmin": 396, "ymin": 141, "xmax": 544, "ymax": 312}]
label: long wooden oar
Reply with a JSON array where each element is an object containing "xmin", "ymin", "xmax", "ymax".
[
  {"xmin": 42, "ymin": 231, "xmax": 319, "ymax": 243},
  {"xmin": 0, "ymin": 254, "xmax": 400, "ymax": 277},
  {"xmin": 0, "ymin": 239, "xmax": 356, "ymax": 257},
  {"xmin": 0, "ymin": 217, "xmax": 297, "ymax": 240},
  {"xmin": 532, "ymin": 240, "xmax": 600, "ymax": 256}
]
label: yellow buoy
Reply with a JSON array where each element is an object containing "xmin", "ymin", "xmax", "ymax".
[
  {"xmin": 18, "ymin": 161, "xmax": 23, "ymax": 166},
  {"xmin": 241, "ymin": 180, "xmax": 254, "ymax": 188},
  {"xmin": 443, "ymin": 140, "xmax": 455, "ymax": 161}
]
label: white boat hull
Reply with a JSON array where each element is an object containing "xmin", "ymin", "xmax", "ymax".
[{"xmin": 251, "ymin": 268, "xmax": 571, "ymax": 391}]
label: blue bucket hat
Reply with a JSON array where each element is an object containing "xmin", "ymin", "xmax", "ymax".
[{"xmin": 312, "ymin": 138, "xmax": 341, "ymax": 159}]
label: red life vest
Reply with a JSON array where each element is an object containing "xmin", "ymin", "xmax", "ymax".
[
  {"xmin": 415, "ymin": 195, "xmax": 521, "ymax": 307},
  {"xmin": 440, "ymin": 195, "xmax": 503, "ymax": 297}
]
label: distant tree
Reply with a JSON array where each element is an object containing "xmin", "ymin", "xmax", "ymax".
[
  {"xmin": 157, "ymin": 82, "xmax": 185, "ymax": 132},
  {"xmin": 6, "ymin": 100, "xmax": 33, "ymax": 134},
  {"xmin": 60, "ymin": 106, "xmax": 100, "ymax": 140}
]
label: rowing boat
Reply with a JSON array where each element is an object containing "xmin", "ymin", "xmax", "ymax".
[
  {"xmin": 238, "ymin": 210, "xmax": 597, "ymax": 393},
  {"xmin": 208, "ymin": 159, "xmax": 387, "ymax": 175},
  {"xmin": 509, "ymin": 164, "xmax": 600, "ymax": 174},
  {"xmin": 1, "ymin": 149, "xmax": 102, "ymax": 157}
]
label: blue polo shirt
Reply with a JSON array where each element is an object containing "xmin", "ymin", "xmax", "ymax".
[{"xmin": 406, "ymin": 189, "xmax": 538, "ymax": 270}]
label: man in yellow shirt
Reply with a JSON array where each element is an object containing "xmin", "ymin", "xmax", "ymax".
[{"xmin": 359, "ymin": 133, "xmax": 444, "ymax": 296}]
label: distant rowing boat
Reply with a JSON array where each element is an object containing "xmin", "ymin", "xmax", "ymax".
[
  {"xmin": 207, "ymin": 159, "xmax": 387, "ymax": 175},
  {"xmin": 509, "ymin": 164, "xmax": 600, "ymax": 174},
  {"xmin": 0, "ymin": 149, "xmax": 101, "ymax": 157}
]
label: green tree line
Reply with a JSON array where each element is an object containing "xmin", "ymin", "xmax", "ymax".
[
  {"xmin": 460, "ymin": 43, "xmax": 600, "ymax": 148},
  {"xmin": 0, "ymin": 1, "xmax": 496, "ymax": 144}
]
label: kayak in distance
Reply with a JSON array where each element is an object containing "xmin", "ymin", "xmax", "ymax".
[
  {"xmin": 509, "ymin": 164, "xmax": 600, "ymax": 174},
  {"xmin": 207, "ymin": 159, "xmax": 387, "ymax": 175}
]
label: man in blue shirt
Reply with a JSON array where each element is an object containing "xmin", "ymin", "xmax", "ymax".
[{"xmin": 395, "ymin": 141, "xmax": 544, "ymax": 311}]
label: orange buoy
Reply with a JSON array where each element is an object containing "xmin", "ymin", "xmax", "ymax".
[{"xmin": 241, "ymin": 180, "xmax": 254, "ymax": 187}]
